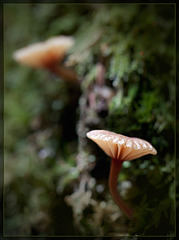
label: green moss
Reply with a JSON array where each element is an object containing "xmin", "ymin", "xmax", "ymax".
[{"xmin": 4, "ymin": 4, "xmax": 175, "ymax": 237}]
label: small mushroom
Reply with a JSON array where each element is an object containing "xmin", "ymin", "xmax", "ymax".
[
  {"xmin": 86, "ymin": 130, "xmax": 157, "ymax": 219},
  {"xmin": 13, "ymin": 36, "xmax": 78, "ymax": 84}
]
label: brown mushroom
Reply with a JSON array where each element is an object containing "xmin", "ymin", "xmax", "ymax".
[
  {"xmin": 86, "ymin": 129, "xmax": 157, "ymax": 219},
  {"xmin": 13, "ymin": 36, "xmax": 78, "ymax": 84}
]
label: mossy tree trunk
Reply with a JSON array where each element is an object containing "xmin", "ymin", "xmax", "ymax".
[{"xmin": 4, "ymin": 4, "xmax": 175, "ymax": 237}]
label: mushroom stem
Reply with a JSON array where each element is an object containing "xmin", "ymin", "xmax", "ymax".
[
  {"xmin": 48, "ymin": 64, "xmax": 79, "ymax": 84},
  {"xmin": 109, "ymin": 158, "xmax": 133, "ymax": 219}
]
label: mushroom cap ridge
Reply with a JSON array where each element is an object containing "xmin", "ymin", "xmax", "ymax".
[{"xmin": 87, "ymin": 130, "xmax": 157, "ymax": 161}]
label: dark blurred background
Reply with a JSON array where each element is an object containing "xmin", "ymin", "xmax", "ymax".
[{"xmin": 3, "ymin": 3, "xmax": 176, "ymax": 237}]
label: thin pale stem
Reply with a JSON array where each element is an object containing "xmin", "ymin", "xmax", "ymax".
[{"xmin": 109, "ymin": 158, "xmax": 133, "ymax": 219}]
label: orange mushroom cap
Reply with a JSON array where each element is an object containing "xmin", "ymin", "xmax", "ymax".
[
  {"xmin": 13, "ymin": 36, "xmax": 74, "ymax": 69},
  {"xmin": 87, "ymin": 130, "xmax": 157, "ymax": 161}
]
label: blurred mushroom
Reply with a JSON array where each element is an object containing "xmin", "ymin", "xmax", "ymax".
[
  {"xmin": 13, "ymin": 36, "xmax": 78, "ymax": 84},
  {"xmin": 86, "ymin": 129, "xmax": 157, "ymax": 219}
]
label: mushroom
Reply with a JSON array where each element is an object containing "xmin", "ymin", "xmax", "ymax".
[
  {"xmin": 86, "ymin": 130, "xmax": 157, "ymax": 219},
  {"xmin": 13, "ymin": 36, "xmax": 78, "ymax": 84}
]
